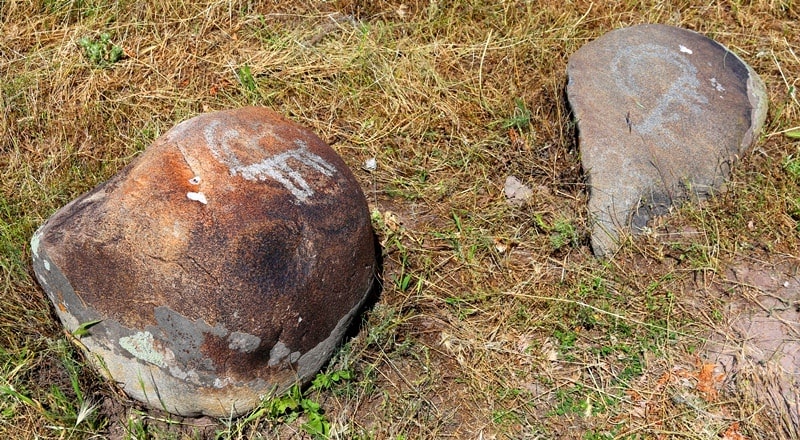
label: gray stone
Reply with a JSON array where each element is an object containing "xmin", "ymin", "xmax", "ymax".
[
  {"xmin": 566, "ymin": 24, "xmax": 767, "ymax": 256},
  {"xmin": 31, "ymin": 107, "xmax": 377, "ymax": 417},
  {"xmin": 504, "ymin": 175, "xmax": 534, "ymax": 207}
]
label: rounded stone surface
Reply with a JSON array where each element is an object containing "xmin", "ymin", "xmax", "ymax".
[
  {"xmin": 566, "ymin": 24, "xmax": 767, "ymax": 256},
  {"xmin": 31, "ymin": 107, "xmax": 376, "ymax": 417}
]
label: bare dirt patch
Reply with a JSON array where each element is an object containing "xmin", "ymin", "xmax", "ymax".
[{"xmin": 705, "ymin": 257, "xmax": 800, "ymax": 440}]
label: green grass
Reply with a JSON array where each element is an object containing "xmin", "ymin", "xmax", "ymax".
[{"xmin": 1, "ymin": 0, "xmax": 799, "ymax": 438}]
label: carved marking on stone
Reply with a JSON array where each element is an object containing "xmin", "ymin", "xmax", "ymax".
[
  {"xmin": 203, "ymin": 120, "xmax": 337, "ymax": 202},
  {"xmin": 612, "ymin": 43, "xmax": 708, "ymax": 148}
]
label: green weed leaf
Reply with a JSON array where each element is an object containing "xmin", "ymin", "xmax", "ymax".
[
  {"xmin": 78, "ymin": 34, "xmax": 125, "ymax": 67},
  {"xmin": 236, "ymin": 64, "xmax": 258, "ymax": 93},
  {"xmin": 398, "ymin": 273, "xmax": 412, "ymax": 291},
  {"xmin": 72, "ymin": 319, "xmax": 102, "ymax": 338},
  {"xmin": 311, "ymin": 369, "xmax": 353, "ymax": 391},
  {"xmin": 331, "ymin": 369, "xmax": 351, "ymax": 382},
  {"xmin": 501, "ymin": 98, "xmax": 531, "ymax": 131},
  {"xmin": 784, "ymin": 154, "xmax": 800, "ymax": 181},
  {"xmin": 302, "ymin": 410, "xmax": 330, "ymax": 438}
]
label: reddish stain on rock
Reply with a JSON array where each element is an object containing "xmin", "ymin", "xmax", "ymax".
[{"xmin": 31, "ymin": 107, "xmax": 377, "ymax": 417}]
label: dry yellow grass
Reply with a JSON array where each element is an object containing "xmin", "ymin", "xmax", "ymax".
[{"xmin": 1, "ymin": 0, "xmax": 799, "ymax": 438}]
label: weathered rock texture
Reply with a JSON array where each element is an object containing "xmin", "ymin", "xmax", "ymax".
[
  {"xmin": 567, "ymin": 24, "xmax": 768, "ymax": 256},
  {"xmin": 31, "ymin": 107, "xmax": 377, "ymax": 417}
]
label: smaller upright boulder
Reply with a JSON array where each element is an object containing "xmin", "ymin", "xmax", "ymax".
[
  {"xmin": 566, "ymin": 24, "xmax": 767, "ymax": 256},
  {"xmin": 31, "ymin": 107, "xmax": 377, "ymax": 417}
]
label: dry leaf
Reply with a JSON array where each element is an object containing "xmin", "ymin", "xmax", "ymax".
[
  {"xmin": 541, "ymin": 338, "xmax": 558, "ymax": 362},
  {"xmin": 493, "ymin": 237, "xmax": 517, "ymax": 254},
  {"xmin": 694, "ymin": 362, "xmax": 724, "ymax": 401},
  {"xmin": 721, "ymin": 422, "xmax": 748, "ymax": 440},
  {"xmin": 383, "ymin": 211, "xmax": 402, "ymax": 232},
  {"xmin": 494, "ymin": 237, "xmax": 508, "ymax": 253},
  {"xmin": 396, "ymin": 4, "xmax": 408, "ymax": 19}
]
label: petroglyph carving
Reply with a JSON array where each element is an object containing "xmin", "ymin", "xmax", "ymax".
[
  {"xmin": 567, "ymin": 24, "xmax": 767, "ymax": 256},
  {"xmin": 203, "ymin": 120, "xmax": 337, "ymax": 202},
  {"xmin": 611, "ymin": 44, "xmax": 708, "ymax": 148}
]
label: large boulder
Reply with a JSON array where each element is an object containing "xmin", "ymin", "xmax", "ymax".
[
  {"xmin": 31, "ymin": 107, "xmax": 377, "ymax": 417},
  {"xmin": 566, "ymin": 24, "xmax": 768, "ymax": 256}
]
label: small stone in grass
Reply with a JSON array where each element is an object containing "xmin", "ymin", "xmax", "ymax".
[{"xmin": 504, "ymin": 175, "xmax": 534, "ymax": 207}]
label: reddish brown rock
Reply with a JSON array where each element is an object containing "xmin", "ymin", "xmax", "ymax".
[{"xmin": 31, "ymin": 107, "xmax": 377, "ymax": 417}]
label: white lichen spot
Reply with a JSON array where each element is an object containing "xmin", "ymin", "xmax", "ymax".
[
  {"xmin": 30, "ymin": 228, "xmax": 43, "ymax": 258},
  {"xmin": 168, "ymin": 365, "xmax": 188, "ymax": 380},
  {"xmin": 168, "ymin": 364, "xmax": 201, "ymax": 385},
  {"xmin": 35, "ymin": 272, "xmax": 48, "ymax": 287},
  {"xmin": 171, "ymin": 221, "xmax": 185, "ymax": 238},
  {"xmin": 31, "ymin": 228, "xmax": 52, "ymax": 272},
  {"xmin": 710, "ymin": 77, "xmax": 725, "ymax": 92},
  {"xmin": 119, "ymin": 331, "xmax": 167, "ymax": 368},
  {"xmin": 186, "ymin": 192, "xmax": 208, "ymax": 205},
  {"xmin": 188, "ymin": 176, "xmax": 201, "ymax": 185},
  {"xmin": 163, "ymin": 350, "xmax": 199, "ymax": 384},
  {"xmin": 679, "ymin": 45, "xmax": 692, "ymax": 54},
  {"xmin": 227, "ymin": 332, "xmax": 261, "ymax": 353},
  {"xmin": 214, "ymin": 377, "xmax": 234, "ymax": 388}
]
